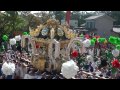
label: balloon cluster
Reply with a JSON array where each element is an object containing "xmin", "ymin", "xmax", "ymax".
[
  {"xmin": 83, "ymin": 37, "xmax": 97, "ymax": 47},
  {"xmin": 10, "ymin": 35, "xmax": 21, "ymax": 45},
  {"xmin": 83, "ymin": 36, "xmax": 107, "ymax": 47},
  {"xmin": 9, "ymin": 32, "xmax": 28, "ymax": 45}
]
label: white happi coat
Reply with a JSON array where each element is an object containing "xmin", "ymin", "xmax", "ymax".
[
  {"xmin": 24, "ymin": 74, "xmax": 35, "ymax": 79},
  {"xmin": 88, "ymin": 49, "xmax": 94, "ymax": 56},
  {"xmin": 19, "ymin": 67, "xmax": 27, "ymax": 79}
]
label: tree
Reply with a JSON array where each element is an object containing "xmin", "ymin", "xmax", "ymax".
[
  {"xmin": 4, "ymin": 11, "xmax": 27, "ymax": 37},
  {"xmin": 29, "ymin": 14, "xmax": 41, "ymax": 28},
  {"xmin": 20, "ymin": 11, "xmax": 41, "ymax": 30},
  {"xmin": 0, "ymin": 12, "xmax": 10, "ymax": 42},
  {"xmin": 20, "ymin": 11, "xmax": 31, "ymax": 16},
  {"xmin": 71, "ymin": 11, "xmax": 94, "ymax": 27},
  {"xmin": 54, "ymin": 11, "xmax": 65, "ymax": 24},
  {"xmin": 110, "ymin": 11, "xmax": 120, "ymax": 25}
]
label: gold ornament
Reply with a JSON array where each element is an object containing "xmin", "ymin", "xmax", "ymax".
[{"xmin": 29, "ymin": 25, "xmax": 43, "ymax": 37}]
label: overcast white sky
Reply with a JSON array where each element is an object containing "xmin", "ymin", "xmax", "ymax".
[
  {"xmin": 1, "ymin": 11, "xmax": 95, "ymax": 14},
  {"xmin": 31, "ymin": 11, "xmax": 95, "ymax": 14}
]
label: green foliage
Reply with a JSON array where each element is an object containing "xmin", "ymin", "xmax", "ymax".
[
  {"xmin": 54, "ymin": 11, "xmax": 65, "ymax": 24},
  {"xmin": 111, "ymin": 67, "xmax": 117, "ymax": 74},
  {"xmin": 0, "ymin": 11, "xmax": 27, "ymax": 42},
  {"xmin": 90, "ymin": 39, "xmax": 95, "ymax": 45},
  {"xmin": 71, "ymin": 11, "xmax": 94, "ymax": 26}
]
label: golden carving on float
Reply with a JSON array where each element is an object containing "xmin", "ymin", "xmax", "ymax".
[{"xmin": 28, "ymin": 19, "xmax": 77, "ymax": 71}]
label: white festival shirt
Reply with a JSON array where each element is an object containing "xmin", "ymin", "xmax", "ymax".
[{"xmin": 88, "ymin": 49, "xmax": 94, "ymax": 56}]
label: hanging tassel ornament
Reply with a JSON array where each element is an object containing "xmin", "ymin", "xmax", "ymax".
[
  {"xmin": 71, "ymin": 50, "xmax": 78, "ymax": 58},
  {"xmin": 50, "ymin": 28, "xmax": 55, "ymax": 39},
  {"xmin": 54, "ymin": 39, "xmax": 60, "ymax": 59},
  {"xmin": 35, "ymin": 42, "xmax": 40, "ymax": 49}
]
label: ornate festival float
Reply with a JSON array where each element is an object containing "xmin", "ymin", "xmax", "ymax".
[
  {"xmin": 21, "ymin": 19, "xmax": 79, "ymax": 73},
  {"xmin": 20, "ymin": 12, "xmax": 118, "ymax": 79}
]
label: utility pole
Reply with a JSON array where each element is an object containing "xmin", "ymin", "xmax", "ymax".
[{"xmin": 65, "ymin": 11, "xmax": 71, "ymax": 26}]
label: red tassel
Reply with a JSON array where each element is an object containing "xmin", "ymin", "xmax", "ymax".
[
  {"xmin": 111, "ymin": 59, "xmax": 120, "ymax": 68},
  {"xmin": 71, "ymin": 50, "xmax": 78, "ymax": 58},
  {"xmin": 35, "ymin": 42, "xmax": 40, "ymax": 49},
  {"xmin": 36, "ymin": 45, "xmax": 40, "ymax": 48}
]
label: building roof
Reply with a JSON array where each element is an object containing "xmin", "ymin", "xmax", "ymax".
[
  {"xmin": 81, "ymin": 23, "xmax": 85, "ymax": 26},
  {"xmin": 113, "ymin": 28, "xmax": 120, "ymax": 33},
  {"xmin": 85, "ymin": 14, "xmax": 104, "ymax": 20},
  {"xmin": 85, "ymin": 14, "xmax": 115, "ymax": 21}
]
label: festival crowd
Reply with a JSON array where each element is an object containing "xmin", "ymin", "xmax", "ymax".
[{"xmin": 0, "ymin": 33, "xmax": 120, "ymax": 79}]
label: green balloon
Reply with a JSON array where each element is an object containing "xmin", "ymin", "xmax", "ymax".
[
  {"xmin": 101, "ymin": 38, "xmax": 106, "ymax": 42},
  {"xmin": 2, "ymin": 35, "xmax": 8, "ymax": 41},
  {"xmin": 116, "ymin": 45, "xmax": 120, "ymax": 50},
  {"xmin": 91, "ymin": 39, "xmax": 95, "ymax": 45},
  {"xmin": 80, "ymin": 34, "xmax": 84, "ymax": 37},
  {"xmin": 109, "ymin": 36, "xmax": 117, "ymax": 44},
  {"xmin": 116, "ymin": 38, "xmax": 120, "ymax": 45},
  {"xmin": 93, "ymin": 38, "xmax": 96, "ymax": 42},
  {"xmin": 98, "ymin": 38, "xmax": 105, "ymax": 43},
  {"xmin": 23, "ymin": 32, "xmax": 28, "ymax": 35}
]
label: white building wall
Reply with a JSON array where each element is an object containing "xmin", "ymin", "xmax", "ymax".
[{"xmin": 61, "ymin": 20, "xmax": 78, "ymax": 27}]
